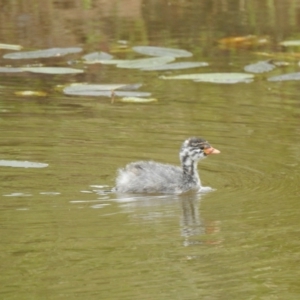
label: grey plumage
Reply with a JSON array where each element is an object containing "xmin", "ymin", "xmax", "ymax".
[{"xmin": 115, "ymin": 137, "xmax": 220, "ymax": 194}]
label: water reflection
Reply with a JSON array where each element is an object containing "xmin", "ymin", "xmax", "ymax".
[
  {"xmin": 105, "ymin": 188, "xmax": 220, "ymax": 247},
  {"xmin": 2, "ymin": 0, "xmax": 300, "ymax": 53},
  {"xmin": 180, "ymin": 194, "xmax": 222, "ymax": 248},
  {"xmin": 1, "ymin": 1, "xmax": 300, "ymax": 299},
  {"xmin": 180, "ymin": 194, "xmax": 205, "ymax": 246}
]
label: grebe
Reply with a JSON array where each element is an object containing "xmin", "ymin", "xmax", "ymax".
[{"xmin": 115, "ymin": 137, "xmax": 220, "ymax": 194}]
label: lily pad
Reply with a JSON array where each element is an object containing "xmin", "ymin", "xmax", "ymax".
[
  {"xmin": 82, "ymin": 51, "xmax": 113, "ymax": 62},
  {"xmin": 218, "ymin": 35, "xmax": 270, "ymax": 49},
  {"xmin": 274, "ymin": 61, "xmax": 290, "ymax": 67},
  {"xmin": 117, "ymin": 56, "xmax": 175, "ymax": 69},
  {"xmin": 0, "ymin": 67, "xmax": 23, "ymax": 73},
  {"xmin": 244, "ymin": 61, "xmax": 275, "ymax": 73},
  {"xmin": 15, "ymin": 91, "xmax": 47, "ymax": 96},
  {"xmin": 3, "ymin": 47, "xmax": 82, "ymax": 59},
  {"xmin": 279, "ymin": 40, "xmax": 300, "ymax": 47},
  {"xmin": 115, "ymin": 83, "xmax": 143, "ymax": 90},
  {"xmin": 0, "ymin": 160, "xmax": 48, "ymax": 168},
  {"xmin": 120, "ymin": 97, "xmax": 157, "ymax": 103},
  {"xmin": 96, "ymin": 59, "xmax": 128, "ymax": 65},
  {"xmin": 142, "ymin": 61, "xmax": 208, "ymax": 71},
  {"xmin": 268, "ymin": 72, "xmax": 300, "ymax": 82},
  {"xmin": 112, "ymin": 91, "xmax": 151, "ymax": 97},
  {"xmin": 64, "ymin": 89, "xmax": 151, "ymax": 97},
  {"xmin": 133, "ymin": 46, "xmax": 193, "ymax": 57},
  {"xmin": 21, "ymin": 67, "xmax": 83, "ymax": 74},
  {"xmin": 63, "ymin": 83, "xmax": 147, "ymax": 97},
  {"xmin": 65, "ymin": 84, "xmax": 128, "ymax": 91},
  {"xmin": 0, "ymin": 43, "xmax": 23, "ymax": 50},
  {"xmin": 161, "ymin": 73, "xmax": 254, "ymax": 84},
  {"xmin": 63, "ymin": 83, "xmax": 142, "ymax": 94}
]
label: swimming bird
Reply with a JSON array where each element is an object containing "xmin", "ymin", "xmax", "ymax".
[{"xmin": 115, "ymin": 137, "xmax": 220, "ymax": 194}]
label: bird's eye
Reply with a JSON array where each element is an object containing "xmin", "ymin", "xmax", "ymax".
[{"xmin": 198, "ymin": 143, "xmax": 206, "ymax": 150}]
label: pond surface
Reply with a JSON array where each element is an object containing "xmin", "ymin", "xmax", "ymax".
[{"xmin": 1, "ymin": 1, "xmax": 300, "ymax": 299}]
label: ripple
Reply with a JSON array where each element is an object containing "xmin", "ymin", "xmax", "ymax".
[
  {"xmin": 70, "ymin": 200, "xmax": 107, "ymax": 203},
  {"xmin": 3, "ymin": 192, "xmax": 32, "ymax": 197},
  {"xmin": 90, "ymin": 185, "xmax": 110, "ymax": 189},
  {"xmin": 40, "ymin": 192, "xmax": 61, "ymax": 195},
  {"xmin": 90, "ymin": 204, "xmax": 110, "ymax": 209},
  {"xmin": 218, "ymin": 160, "xmax": 299, "ymax": 197}
]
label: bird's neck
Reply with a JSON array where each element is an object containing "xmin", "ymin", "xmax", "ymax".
[{"xmin": 181, "ymin": 157, "xmax": 201, "ymax": 186}]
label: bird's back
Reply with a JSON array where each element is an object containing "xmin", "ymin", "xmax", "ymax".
[{"xmin": 115, "ymin": 161, "xmax": 184, "ymax": 194}]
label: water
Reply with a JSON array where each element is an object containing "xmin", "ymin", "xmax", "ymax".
[{"xmin": 1, "ymin": 1, "xmax": 300, "ymax": 299}]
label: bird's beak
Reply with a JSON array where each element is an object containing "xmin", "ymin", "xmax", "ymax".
[{"xmin": 204, "ymin": 147, "xmax": 221, "ymax": 155}]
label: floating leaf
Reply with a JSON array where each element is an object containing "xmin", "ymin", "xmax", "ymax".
[
  {"xmin": 0, "ymin": 43, "xmax": 23, "ymax": 50},
  {"xmin": 117, "ymin": 56, "xmax": 175, "ymax": 69},
  {"xmin": 268, "ymin": 72, "xmax": 300, "ymax": 82},
  {"xmin": 0, "ymin": 160, "xmax": 48, "ymax": 168},
  {"xmin": 218, "ymin": 35, "xmax": 270, "ymax": 49},
  {"xmin": 15, "ymin": 91, "xmax": 47, "ymax": 96},
  {"xmin": 116, "ymin": 83, "xmax": 143, "ymax": 90},
  {"xmin": 120, "ymin": 97, "xmax": 157, "ymax": 103},
  {"xmin": 279, "ymin": 40, "xmax": 300, "ymax": 47},
  {"xmin": 63, "ymin": 83, "xmax": 147, "ymax": 97},
  {"xmin": 244, "ymin": 61, "xmax": 275, "ymax": 73},
  {"xmin": 3, "ymin": 47, "xmax": 82, "ymax": 59},
  {"xmin": 161, "ymin": 72, "xmax": 254, "ymax": 84},
  {"xmin": 21, "ymin": 67, "xmax": 83, "ymax": 74},
  {"xmin": 64, "ymin": 89, "xmax": 151, "ymax": 97},
  {"xmin": 63, "ymin": 83, "xmax": 142, "ymax": 94},
  {"xmin": 110, "ymin": 91, "xmax": 151, "ymax": 98},
  {"xmin": 66, "ymin": 84, "xmax": 128, "ymax": 91},
  {"xmin": 273, "ymin": 61, "xmax": 290, "ymax": 67},
  {"xmin": 254, "ymin": 51, "xmax": 300, "ymax": 60},
  {"xmin": 97, "ymin": 59, "xmax": 128, "ymax": 65},
  {"xmin": 0, "ymin": 67, "xmax": 23, "ymax": 73},
  {"xmin": 82, "ymin": 51, "xmax": 113, "ymax": 63},
  {"xmin": 141, "ymin": 61, "xmax": 208, "ymax": 71},
  {"xmin": 133, "ymin": 46, "xmax": 192, "ymax": 57}
]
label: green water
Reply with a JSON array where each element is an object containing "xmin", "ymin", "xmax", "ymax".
[{"xmin": 1, "ymin": 1, "xmax": 300, "ymax": 299}]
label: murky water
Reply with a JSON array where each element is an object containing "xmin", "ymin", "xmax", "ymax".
[{"xmin": 1, "ymin": 1, "xmax": 300, "ymax": 299}]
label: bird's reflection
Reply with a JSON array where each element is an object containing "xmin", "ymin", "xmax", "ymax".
[
  {"xmin": 179, "ymin": 193, "xmax": 205, "ymax": 246},
  {"xmin": 101, "ymin": 188, "xmax": 220, "ymax": 246}
]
